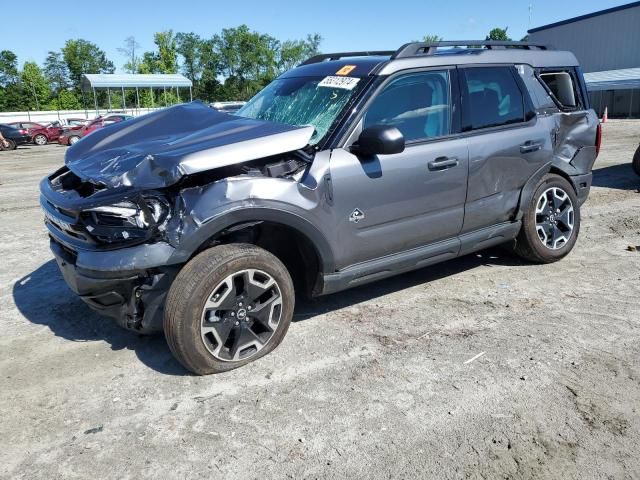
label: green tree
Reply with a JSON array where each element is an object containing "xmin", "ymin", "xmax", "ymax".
[
  {"xmin": 0, "ymin": 50, "xmax": 19, "ymax": 86},
  {"xmin": 486, "ymin": 27, "xmax": 511, "ymax": 41},
  {"xmin": 138, "ymin": 51, "xmax": 159, "ymax": 74},
  {"xmin": 422, "ymin": 34, "xmax": 443, "ymax": 43},
  {"xmin": 0, "ymin": 50, "xmax": 22, "ymax": 111},
  {"xmin": 213, "ymin": 25, "xmax": 281, "ymax": 99},
  {"xmin": 56, "ymin": 89, "xmax": 82, "ymax": 110},
  {"xmin": 278, "ymin": 34, "xmax": 322, "ymax": 73},
  {"xmin": 176, "ymin": 32, "xmax": 204, "ymax": 83},
  {"xmin": 118, "ymin": 36, "xmax": 141, "ymax": 73},
  {"xmin": 154, "ymin": 30, "xmax": 178, "ymax": 73},
  {"xmin": 62, "ymin": 39, "xmax": 115, "ymax": 92},
  {"xmin": 44, "ymin": 51, "xmax": 69, "ymax": 92},
  {"xmin": 21, "ymin": 62, "xmax": 51, "ymax": 110},
  {"xmin": 197, "ymin": 37, "xmax": 222, "ymax": 101}
]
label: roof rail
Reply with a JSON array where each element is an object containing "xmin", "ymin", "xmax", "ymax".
[
  {"xmin": 393, "ymin": 41, "xmax": 553, "ymax": 58},
  {"xmin": 301, "ymin": 51, "xmax": 395, "ymax": 65}
]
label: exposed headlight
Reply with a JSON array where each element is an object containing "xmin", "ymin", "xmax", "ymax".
[{"xmin": 82, "ymin": 196, "xmax": 170, "ymax": 244}]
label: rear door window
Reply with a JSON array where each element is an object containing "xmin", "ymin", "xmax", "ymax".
[{"xmin": 462, "ymin": 67, "xmax": 525, "ymax": 130}]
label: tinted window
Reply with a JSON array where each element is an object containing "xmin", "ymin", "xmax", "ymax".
[
  {"xmin": 364, "ymin": 70, "xmax": 451, "ymax": 142},
  {"xmin": 463, "ymin": 67, "xmax": 525, "ymax": 130}
]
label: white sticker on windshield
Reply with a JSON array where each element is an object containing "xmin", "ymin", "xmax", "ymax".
[{"xmin": 318, "ymin": 76, "xmax": 360, "ymax": 90}]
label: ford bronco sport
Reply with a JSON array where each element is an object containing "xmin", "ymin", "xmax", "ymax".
[{"xmin": 40, "ymin": 41, "xmax": 601, "ymax": 374}]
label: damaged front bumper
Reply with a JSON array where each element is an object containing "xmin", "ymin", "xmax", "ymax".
[
  {"xmin": 48, "ymin": 235, "xmax": 178, "ymax": 333},
  {"xmin": 40, "ymin": 170, "xmax": 182, "ymax": 333}
]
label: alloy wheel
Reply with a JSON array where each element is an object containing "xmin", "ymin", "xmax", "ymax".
[
  {"xmin": 535, "ymin": 187, "xmax": 574, "ymax": 250},
  {"xmin": 200, "ymin": 269, "xmax": 283, "ymax": 362},
  {"xmin": 34, "ymin": 135, "xmax": 47, "ymax": 145}
]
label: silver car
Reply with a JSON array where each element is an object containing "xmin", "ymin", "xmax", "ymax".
[{"xmin": 40, "ymin": 41, "xmax": 601, "ymax": 374}]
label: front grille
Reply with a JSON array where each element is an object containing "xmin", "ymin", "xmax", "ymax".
[
  {"xmin": 49, "ymin": 167, "xmax": 105, "ymax": 198},
  {"xmin": 43, "ymin": 198, "xmax": 96, "ymax": 247}
]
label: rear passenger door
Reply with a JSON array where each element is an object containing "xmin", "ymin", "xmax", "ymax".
[{"xmin": 459, "ymin": 65, "xmax": 551, "ymax": 233}]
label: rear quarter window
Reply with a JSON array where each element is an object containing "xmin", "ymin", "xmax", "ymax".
[{"xmin": 537, "ymin": 68, "xmax": 584, "ymax": 111}]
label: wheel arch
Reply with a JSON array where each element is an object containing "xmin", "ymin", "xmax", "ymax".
[
  {"xmin": 176, "ymin": 208, "xmax": 335, "ymax": 296},
  {"xmin": 515, "ymin": 161, "xmax": 579, "ymax": 221}
]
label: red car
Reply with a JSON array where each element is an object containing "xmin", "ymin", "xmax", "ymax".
[
  {"xmin": 8, "ymin": 121, "xmax": 64, "ymax": 145},
  {"xmin": 58, "ymin": 114, "xmax": 133, "ymax": 146}
]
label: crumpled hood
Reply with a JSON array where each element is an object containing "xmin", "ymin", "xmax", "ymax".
[{"xmin": 65, "ymin": 102, "xmax": 314, "ymax": 189}]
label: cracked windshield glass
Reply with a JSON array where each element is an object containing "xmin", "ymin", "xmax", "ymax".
[{"xmin": 236, "ymin": 76, "xmax": 361, "ymax": 144}]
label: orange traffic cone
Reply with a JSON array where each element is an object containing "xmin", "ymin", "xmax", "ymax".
[{"xmin": 601, "ymin": 107, "xmax": 608, "ymax": 123}]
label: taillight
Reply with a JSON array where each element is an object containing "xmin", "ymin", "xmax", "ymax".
[
  {"xmin": 19, "ymin": 129, "xmax": 28, "ymax": 134},
  {"xmin": 595, "ymin": 123, "xmax": 602, "ymax": 157}
]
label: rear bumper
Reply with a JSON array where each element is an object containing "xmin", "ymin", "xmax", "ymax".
[{"xmin": 570, "ymin": 172, "xmax": 592, "ymax": 206}]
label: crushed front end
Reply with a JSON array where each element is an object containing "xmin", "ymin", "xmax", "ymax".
[{"xmin": 40, "ymin": 166, "xmax": 181, "ymax": 332}]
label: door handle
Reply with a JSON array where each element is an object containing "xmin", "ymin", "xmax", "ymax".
[
  {"xmin": 428, "ymin": 156, "xmax": 459, "ymax": 171},
  {"xmin": 520, "ymin": 141, "xmax": 542, "ymax": 153}
]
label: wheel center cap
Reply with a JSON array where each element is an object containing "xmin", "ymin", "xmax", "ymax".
[{"xmin": 236, "ymin": 309, "xmax": 247, "ymax": 321}]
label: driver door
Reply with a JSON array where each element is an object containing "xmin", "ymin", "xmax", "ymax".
[{"xmin": 329, "ymin": 68, "xmax": 469, "ymax": 268}]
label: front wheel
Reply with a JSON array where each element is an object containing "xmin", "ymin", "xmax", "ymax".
[
  {"xmin": 514, "ymin": 174, "xmax": 581, "ymax": 263},
  {"xmin": 633, "ymin": 145, "xmax": 640, "ymax": 176},
  {"xmin": 164, "ymin": 244, "xmax": 294, "ymax": 375},
  {"xmin": 68, "ymin": 135, "xmax": 80, "ymax": 145},
  {"xmin": 33, "ymin": 134, "xmax": 48, "ymax": 145}
]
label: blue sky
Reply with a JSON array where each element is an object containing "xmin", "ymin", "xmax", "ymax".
[{"xmin": 2, "ymin": 0, "xmax": 632, "ymax": 71}]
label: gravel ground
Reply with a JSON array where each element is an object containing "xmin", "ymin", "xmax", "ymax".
[{"xmin": 1, "ymin": 121, "xmax": 639, "ymax": 479}]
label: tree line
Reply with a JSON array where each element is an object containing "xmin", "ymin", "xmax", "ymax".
[
  {"xmin": 0, "ymin": 25, "xmax": 322, "ymax": 112},
  {"xmin": 0, "ymin": 26, "xmax": 515, "ymax": 113}
]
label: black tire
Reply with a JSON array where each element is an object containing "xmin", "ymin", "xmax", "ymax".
[
  {"xmin": 33, "ymin": 134, "xmax": 48, "ymax": 145},
  {"xmin": 1, "ymin": 139, "xmax": 16, "ymax": 151},
  {"xmin": 514, "ymin": 174, "xmax": 581, "ymax": 263},
  {"xmin": 633, "ymin": 145, "xmax": 640, "ymax": 176},
  {"xmin": 164, "ymin": 243, "xmax": 294, "ymax": 375},
  {"xmin": 68, "ymin": 135, "xmax": 80, "ymax": 145}
]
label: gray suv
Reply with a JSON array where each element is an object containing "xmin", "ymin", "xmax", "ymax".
[{"xmin": 40, "ymin": 41, "xmax": 601, "ymax": 374}]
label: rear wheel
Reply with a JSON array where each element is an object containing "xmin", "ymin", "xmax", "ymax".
[
  {"xmin": 164, "ymin": 244, "xmax": 294, "ymax": 375},
  {"xmin": 68, "ymin": 135, "xmax": 80, "ymax": 145},
  {"xmin": 514, "ymin": 174, "xmax": 580, "ymax": 263},
  {"xmin": 33, "ymin": 134, "xmax": 48, "ymax": 145},
  {"xmin": 633, "ymin": 145, "xmax": 640, "ymax": 176}
]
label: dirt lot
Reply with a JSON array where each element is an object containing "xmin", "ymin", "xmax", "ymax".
[{"xmin": 1, "ymin": 121, "xmax": 639, "ymax": 479}]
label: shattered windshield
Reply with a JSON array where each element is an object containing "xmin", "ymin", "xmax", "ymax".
[{"xmin": 236, "ymin": 76, "xmax": 361, "ymax": 144}]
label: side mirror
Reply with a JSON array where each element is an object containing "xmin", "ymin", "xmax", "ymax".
[{"xmin": 351, "ymin": 125, "xmax": 405, "ymax": 156}]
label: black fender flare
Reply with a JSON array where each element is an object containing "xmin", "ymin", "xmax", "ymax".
[
  {"xmin": 515, "ymin": 163, "xmax": 552, "ymax": 221},
  {"xmin": 169, "ymin": 206, "xmax": 336, "ymax": 273},
  {"xmin": 515, "ymin": 160, "xmax": 584, "ymax": 221}
]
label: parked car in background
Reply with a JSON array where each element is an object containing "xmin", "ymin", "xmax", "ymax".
[
  {"xmin": 211, "ymin": 101, "xmax": 246, "ymax": 113},
  {"xmin": 8, "ymin": 121, "xmax": 64, "ymax": 145},
  {"xmin": 64, "ymin": 118, "xmax": 90, "ymax": 128},
  {"xmin": 58, "ymin": 114, "xmax": 134, "ymax": 145},
  {"xmin": 633, "ymin": 144, "xmax": 640, "ymax": 176},
  {"xmin": 0, "ymin": 124, "xmax": 32, "ymax": 150}
]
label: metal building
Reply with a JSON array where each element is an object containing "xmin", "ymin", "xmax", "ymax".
[{"xmin": 528, "ymin": 1, "xmax": 640, "ymax": 118}]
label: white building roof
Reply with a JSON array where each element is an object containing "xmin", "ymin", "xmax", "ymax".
[{"xmin": 81, "ymin": 74, "xmax": 192, "ymax": 90}]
